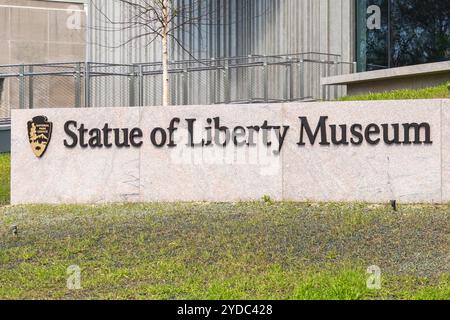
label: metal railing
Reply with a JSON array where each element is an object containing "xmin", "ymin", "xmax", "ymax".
[{"xmin": 0, "ymin": 53, "xmax": 356, "ymax": 118}]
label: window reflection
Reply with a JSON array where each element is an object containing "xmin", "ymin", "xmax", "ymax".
[{"xmin": 356, "ymin": 0, "xmax": 450, "ymax": 72}]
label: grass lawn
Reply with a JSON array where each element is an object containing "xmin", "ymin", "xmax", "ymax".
[
  {"xmin": 339, "ymin": 82, "xmax": 450, "ymax": 101},
  {"xmin": 0, "ymin": 153, "xmax": 10, "ymax": 206},
  {"xmin": 0, "ymin": 157, "xmax": 449, "ymax": 300}
]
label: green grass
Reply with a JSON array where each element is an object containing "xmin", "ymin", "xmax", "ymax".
[
  {"xmin": 339, "ymin": 82, "xmax": 450, "ymax": 101},
  {"xmin": 0, "ymin": 202, "xmax": 448, "ymax": 300},
  {"xmin": 0, "ymin": 153, "xmax": 10, "ymax": 206},
  {"xmin": 0, "ymin": 154, "xmax": 448, "ymax": 300}
]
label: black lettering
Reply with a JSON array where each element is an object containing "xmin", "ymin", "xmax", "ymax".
[
  {"xmin": 151, "ymin": 127, "xmax": 167, "ymax": 147},
  {"xmin": 130, "ymin": 128, "xmax": 143, "ymax": 147},
  {"xmin": 204, "ymin": 118, "xmax": 213, "ymax": 147},
  {"xmin": 275, "ymin": 126, "xmax": 290, "ymax": 154},
  {"xmin": 261, "ymin": 121, "xmax": 272, "ymax": 146},
  {"xmin": 298, "ymin": 116, "xmax": 330, "ymax": 146},
  {"xmin": 247, "ymin": 126, "xmax": 260, "ymax": 147},
  {"xmin": 350, "ymin": 124, "xmax": 363, "ymax": 145},
  {"xmin": 365, "ymin": 124, "xmax": 381, "ymax": 145},
  {"xmin": 64, "ymin": 121, "xmax": 78, "ymax": 148},
  {"xmin": 330, "ymin": 124, "xmax": 349, "ymax": 145},
  {"xmin": 214, "ymin": 117, "xmax": 230, "ymax": 147},
  {"xmin": 114, "ymin": 129, "xmax": 130, "ymax": 148},
  {"xmin": 167, "ymin": 118, "xmax": 180, "ymax": 147},
  {"xmin": 88, "ymin": 128, "xmax": 103, "ymax": 148},
  {"xmin": 403, "ymin": 123, "xmax": 432, "ymax": 145},
  {"xmin": 78, "ymin": 124, "xmax": 88, "ymax": 148},
  {"xmin": 102, "ymin": 123, "xmax": 113, "ymax": 148},
  {"xmin": 186, "ymin": 118, "xmax": 203, "ymax": 147},
  {"xmin": 382, "ymin": 124, "xmax": 401, "ymax": 145},
  {"xmin": 233, "ymin": 126, "xmax": 247, "ymax": 146}
]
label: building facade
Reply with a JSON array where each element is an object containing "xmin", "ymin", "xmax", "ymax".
[
  {"xmin": 2, "ymin": 1, "xmax": 449, "ymax": 113},
  {"xmin": 87, "ymin": 0, "xmax": 450, "ymax": 106},
  {"xmin": 0, "ymin": 0, "xmax": 86, "ymax": 119},
  {"xmin": 88, "ymin": 0, "xmax": 355, "ymax": 64},
  {"xmin": 88, "ymin": 0, "xmax": 450, "ymax": 70},
  {"xmin": 87, "ymin": 0, "xmax": 357, "ymax": 107},
  {"xmin": 0, "ymin": 0, "xmax": 85, "ymax": 65},
  {"xmin": 328, "ymin": 0, "xmax": 450, "ymax": 94},
  {"xmin": 356, "ymin": 0, "xmax": 450, "ymax": 72}
]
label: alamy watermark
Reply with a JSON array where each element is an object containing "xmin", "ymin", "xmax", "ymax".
[
  {"xmin": 66, "ymin": 265, "xmax": 82, "ymax": 290},
  {"xmin": 169, "ymin": 123, "xmax": 283, "ymax": 176},
  {"xmin": 66, "ymin": 5, "xmax": 84, "ymax": 30},
  {"xmin": 366, "ymin": 265, "xmax": 382, "ymax": 290}
]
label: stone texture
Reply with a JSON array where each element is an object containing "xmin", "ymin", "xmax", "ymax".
[
  {"xmin": 322, "ymin": 61, "xmax": 450, "ymax": 95},
  {"xmin": 11, "ymin": 107, "xmax": 141, "ymax": 204},
  {"xmin": 322, "ymin": 61, "xmax": 450, "ymax": 85},
  {"xmin": 0, "ymin": 42, "xmax": 9, "ymax": 64},
  {"xmin": 1, "ymin": 2, "xmax": 85, "ymax": 113},
  {"xmin": 0, "ymin": 7, "xmax": 10, "ymax": 41},
  {"xmin": 48, "ymin": 43, "xmax": 85, "ymax": 62},
  {"xmin": 11, "ymin": 101, "xmax": 448, "ymax": 204},
  {"xmin": 9, "ymin": 41, "xmax": 48, "ymax": 64},
  {"xmin": 138, "ymin": 105, "xmax": 283, "ymax": 202},
  {"xmin": 49, "ymin": 10, "xmax": 85, "ymax": 44},
  {"xmin": 10, "ymin": 7, "xmax": 48, "ymax": 41},
  {"xmin": 0, "ymin": 0, "xmax": 81, "ymax": 9},
  {"xmin": 282, "ymin": 100, "xmax": 443, "ymax": 203},
  {"xmin": 346, "ymin": 75, "xmax": 450, "ymax": 96}
]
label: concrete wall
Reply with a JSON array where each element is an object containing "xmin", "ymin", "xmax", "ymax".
[
  {"xmin": 0, "ymin": 0, "xmax": 86, "ymax": 118},
  {"xmin": 11, "ymin": 100, "xmax": 450, "ymax": 204},
  {"xmin": 322, "ymin": 61, "xmax": 450, "ymax": 96},
  {"xmin": 346, "ymin": 74, "xmax": 450, "ymax": 96},
  {"xmin": 0, "ymin": 0, "xmax": 85, "ymax": 65}
]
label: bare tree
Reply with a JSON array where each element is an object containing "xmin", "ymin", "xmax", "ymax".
[{"xmin": 91, "ymin": 0, "xmax": 220, "ymax": 107}]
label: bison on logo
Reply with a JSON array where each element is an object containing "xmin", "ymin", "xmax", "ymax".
[{"xmin": 27, "ymin": 116, "xmax": 53, "ymax": 158}]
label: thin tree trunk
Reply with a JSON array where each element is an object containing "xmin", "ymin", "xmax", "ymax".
[{"xmin": 162, "ymin": 0, "xmax": 170, "ymax": 107}]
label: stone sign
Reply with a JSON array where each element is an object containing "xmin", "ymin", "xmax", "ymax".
[{"xmin": 11, "ymin": 100, "xmax": 450, "ymax": 204}]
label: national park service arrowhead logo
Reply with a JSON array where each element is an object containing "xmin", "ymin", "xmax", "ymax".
[{"xmin": 27, "ymin": 116, "xmax": 52, "ymax": 158}]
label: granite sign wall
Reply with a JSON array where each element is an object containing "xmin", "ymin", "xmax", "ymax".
[{"xmin": 11, "ymin": 100, "xmax": 450, "ymax": 204}]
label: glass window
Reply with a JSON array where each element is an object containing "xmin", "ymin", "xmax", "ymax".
[{"xmin": 356, "ymin": 0, "xmax": 450, "ymax": 72}]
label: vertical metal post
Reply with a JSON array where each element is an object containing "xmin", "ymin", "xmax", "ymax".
[
  {"xmin": 247, "ymin": 58, "xmax": 252, "ymax": 103},
  {"xmin": 340, "ymin": 61, "xmax": 344, "ymax": 98},
  {"xmin": 327, "ymin": 61, "xmax": 331, "ymax": 100},
  {"xmin": 138, "ymin": 64, "xmax": 144, "ymax": 107},
  {"xmin": 84, "ymin": 62, "xmax": 91, "ymax": 108},
  {"xmin": 28, "ymin": 65, "xmax": 34, "ymax": 109},
  {"xmin": 299, "ymin": 60, "xmax": 304, "ymax": 100},
  {"xmin": 209, "ymin": 58, "xmax": 216, "ymax": 104},
  {"xmin": 333, "ymin": 61, "xmax": 339, "ymax": 100},
  {"xmin": 128, "ymin": 65, "xmax": 136, "ymax": 107},
  {"xmin": 285, "ymin": 58, "xmax": 293, "ymax": 102},
  {"xmin": 289, "ymin": 60, "xmax": 294, "ymax": 101},
  {"xmin": 263, "ymin": 62, "xmax": 268, "ymax": 103},
  {"xmin": 249, "ymin": 56, "xmax": 255, "ymax": 102},
  {"xmin": 224, "ymin": 60, "xmax": 230, "ymax": 104},
  {"xmin": 74, "ymin": 63, "xmax": 81, "ymax": 108},
  {"xmin": 182, "ymin": 69, "xmax": 188, "ymax": 105},
  {"xmin": 19, "ymin": 65, "xmax": 26, "ymax": 109},
  {"xmin": 284, "ymin": 63, "xmax": 289, "ymax": 102},
  {"xmin": 321, "ymin": 62, "xmax": 328, "ymax": 101}
]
